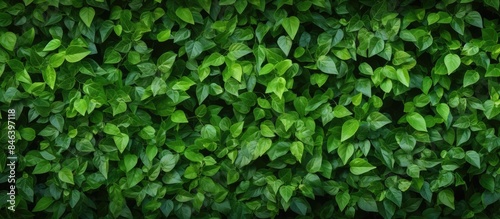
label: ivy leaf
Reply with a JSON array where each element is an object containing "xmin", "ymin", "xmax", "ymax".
[
  {"xmin": 290, "ymin": 141, "xmax": 304, "ymax": 163},
  {"xmin": 65, "ymin": 46, "xmax": 91, "ymax": 63},
  {"xmin": 79, "ymin": 7, "xmax": 95, "ymax": 27},
  {"xmin": 282, "ymin": 16, "xmax": 300, "ymax": 39},
  {"xmin": 113, "ymin": 133, "xmax": 129, "ymax": 153},
  {"xmin": 406, "ymin": 112, "xmax": 427, "ymax": 132},
  {"xmin": 444, "ymin": 54, "xmax": 460, "ymax": 74},
  {"xmin": 317, "ymin": 55, "xmax": 338, "ymax": 74},
  {"xmin": 43, "ymin": 39, "xmax": 61, "ymax": 52},
  {"xmin": 171, "ymin": 110, "xmax": 188, "ymax": 123},
  {"xmin": 279, "ymin": 185, "xmax": 295, "ymax": 203},
  {"xmin": 465, "ymin": 151, "xmax": 481, "ymax": 168},
  {"xmin": 42, "ymin": 66, "xmax": 56, "ymax": 90},
  {"xmin": 175, "ymin": 8, "xmax": 194, "ymax": 24},
  {"xmin": 58, "ymin": 167, "xmax": 74, "ymax": 185},
  {"xmin": 0, "ymin": 32, "xmax": 16, "ymax": 51},
  {"xmin": 33, "ymin": 197, "xmax": 54, "ymax": 212},
  {"xmin": 341, "ymin": 119, "xmax": 359, "ymax": 142},
  {"xmin": 438, "ymin": 189, "xmax": 455, "ymax": 210},
  {"xmin": 349, "ymin": 158, "xmax": 376, "ymax": 175},
  {"xmin": 366, "ymin": 112, "xmax": 391, "ymax": 130}
]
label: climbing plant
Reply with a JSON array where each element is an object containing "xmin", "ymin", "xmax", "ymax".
[{"xmin": 1, "ymin": 0, "xmax": 500, "ymax": 218}]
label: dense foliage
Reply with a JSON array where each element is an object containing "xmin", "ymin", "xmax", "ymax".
[{"xmin": 2, "ymin": 0, "xmax": 500, "ymax": 218}]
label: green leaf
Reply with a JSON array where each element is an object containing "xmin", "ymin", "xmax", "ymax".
[
  {"xmin": 464, "ymin": 11, "xmax": 483, "ymax": 28},
  {"xmin": 465, "ymin": 150, "xmax": 481, "ymax": 168},
  {"xmin": 104, "ymin": 123, "xmax": 121, "ymax": 135},
  {"xmin": 43, "ymin": 39, "xmax": 61, "ymax": 52},
  {"xmin": 336, "ymin": 192, "xmax": 350, "ymax": 211},
  {"xmin": 186, "ymin": 40, "xmax": 203, "ymax": 59},
  {"xmin": 32, "ymin": 161, "xmax": 51, "ymax": 174},
  {"xmin": 265, "ymin": 77, "xmax": 287, "ymax": 99},
  {"xmin": 368, "ymin": 37, "xmax": 384, "ymax": 57},
  {"xmin": 279, "ymin": 185, "xmax": 295, "ymax": 202},
  {"xmin": 113, "ymin": 133, "xmax": 129, "ymax": 153},
  {"xmin": 396, "ymin": 132, "xmax": 416, "ymax": 152},
  {"xmin": 463, "ymin": 70, "xmax": 480, "ymax": 87},
  {"xmin": 42, "ymin": 66, "xmax": 56, "ymax": 90},
  {"xmin": 20, "ymin": 128, "xmax": 36, "ymax": 141},
  {"xmin": 157, "ymin": 29, "xmax": 171, "ymax": 42},
  {"xmin": 0, "ymin": 32, "xmax": 16, "ymax": 51},
  {"xmin": 438, "ymin": 189, "xmax": 455, "ymax": 210},
  {"xmin": 58, "ymin": 167, "xmax": 74, "ymax": 185},
  {"xmin": 65, "ymin": 46, "xmax": 91, "ymax": 63},
  {"xmin": 317, "ymin": 55, "xmax": 338, "ymax": 74},
  {"xmin": 230, "ymin": 121, "xmax": 244, "ymax": 137},
  {"xmin": 485, "ymin": 0, "xmax": 500, "ymax": 10},
  {"xmin": 157, "ymin": 52, "xmax": 177, "ymax": 74},
  {"xmin": 406, "ymin": 112, "xmax": 427, "ymax": 132},
  {"xmin": 124, "ymin": 154, "xmax": 138, "ymax": 172},
  {"xmin": 278, "ymin": 36, "xmax": 292, "ymax": 56},
  {"xmin": 338, "ymin": 143, "xmax": 354, "ymax": 165},
  {"xmin": 160, "ymin": 154, "xmax": 178, "ymax": 172},
  {"xmin": 359, "ymin": 62, "xmax": 373, "ymax": 75},
  {"xmin": 33, "ymin": 197, "xmax": 54, "ymax": 212},
  {"xmin": 290, "ymin": 141, "xmax": 304, "ymax": 163},
  {"xmin": 171, "ymin": 110, "xmax": 188, "ymax": 123},
  {"xmin": 341, "ymin": 119, "xmax": 359, "ymax": 142},
  {"xmin": 74, "ymin": 99, "xmax": 87, "ymax": 116},
  {"xmin": 175, "ymin": 7, "xmax": 194, "ymax": 24},
  {"xmin": 444, "ymin": 53, "xmax": 460, "ymax": 74},
  {"xmin": 366, "ymin": 112, "xmax": 391, "ymax": 130},
  {"xmin": 282, "ymin": 16, "xmax": 300, "ymax": 39},
  {"xmin": 436, "ymin": 103, "xmax": 450, "ymax": 121},
  {"xmin": 349, "ymin": 158, "xmax": 376, "ymax": 175},
  {"xmin": 396, "ymin": 68, "xmax": 410, "ymax": 87},
  {"xmin": 79, "ymin": 7, "xmax": 95, "ymax": 27}
]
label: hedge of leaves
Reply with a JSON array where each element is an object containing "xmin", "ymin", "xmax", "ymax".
[{"xmin": 2, "ymin": 0, "xmax": 500, "ymax": 218}]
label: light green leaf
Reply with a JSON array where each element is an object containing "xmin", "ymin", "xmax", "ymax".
[
  {"xmin": 279, "ymin": 185, "xmax": 295, "ymax": 202},
  {"xmin": 341, "ymin": 119, "xmax": 359, "ymax": 142},
  {"xmin": 171, "ymin": 110, "xmax": 188, "ymax": 123},
  {"xmin": 79, "ymin": 7, "xmax": 95, "ymax": 27},
  {"xmin": 366, "ymin": 112, "xmax": 391, "ymax": 130},
  {"xmin": 463, "ymin": 70, "xmax": 480, "ymax": 87},
  {"xmin": 157, "ymin": 29, "xmax": 171, "ymax": 42},
  {"xmin": 396, "ymin": 68, "xmax": 410, "ymax": 87},
  {"xmin": 0, "ymin": 32, "xmax": 16, "ymax": 51},
  {"xmin": 113, "ymin": 133, "xmax": 129, "ymax": 153},
  {"xmin": 74, "ymin": 99, "xmax": 87, "ymax": 116},
  {"xmin": 438, "ymin": 189, "xmax": 455, "ymax": 210},
  {"xmin": 406, "ymin": 112, "xmax": 427, "ymax": 132},
  {"xmin": 338, "ymin": 143, "xmax": 354, "ymax": 165},
  {"xmin": 124, "ymin": 154, "xmax": 138, "ymax": 172},
  {"xmin": 43, "ymin": 39, "xmax": 61, "ymax": 52},
  {"xmin": 436, "ymin": 103, "xmax": 450, "ymax": 121},
  {"xmin": 282, "ymin": 16, "xmax": 300, "ymax": 39},
  {"xmin": 175, "ymin": 7, "xmax": 194, "ymax": 24},
  {"xmin": 349, "ymin": 158, "xmax": 376, "ymax": 175},
  {"xmin": 42, "ymin": 66, "xmax": 56, "ymax": 90},
  {"xmin": 265, "ymin": 77, "xmax": 287, "ymax": 99},
  {"xmin": 65, "ymin": 46, "xmax": 91, "ymax": 63},
  {"xmin": 230, "ymin": 121, "xmax": 244, "ymax": 137},
  {"xmin": 58, "ymin": 167, "xmax": 74, "ymax": 185},
  {"xmin": 290, "ymin": 141, "xmax": 304, "ymax": 163},
  {"xmin": 444, "ymin": 53, "xmax": 460, "ymax": 74}
]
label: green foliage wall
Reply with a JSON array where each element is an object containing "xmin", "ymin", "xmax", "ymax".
[{"xmin": 1, "ymin": 0, "xmax": 500, "ymax": 218}]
